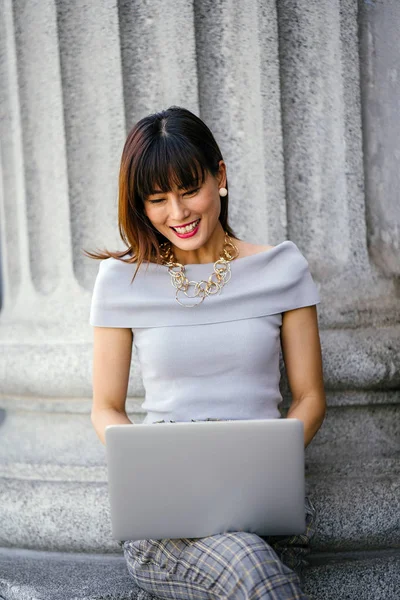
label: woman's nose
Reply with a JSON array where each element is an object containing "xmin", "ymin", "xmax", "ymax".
[{"xmin": 169, "ymin": 198, "xmax": 189, "ymax": 221}]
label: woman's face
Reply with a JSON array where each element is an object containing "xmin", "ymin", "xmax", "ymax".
[{"xmin": 143, "ymin": 162, "xmax": 226, "ymax": 251}]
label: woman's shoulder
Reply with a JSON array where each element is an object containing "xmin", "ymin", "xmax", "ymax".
[
  {"xmin": 235, "ymin": 239, "xmax": 313, "ymax": 265},
  {"xmin": 235, "ymin": 240, "xmax": 275, "ymax": 258}
]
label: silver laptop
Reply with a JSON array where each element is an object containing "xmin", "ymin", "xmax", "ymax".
[{"xmin": 105, "ymin": 418, "xmax": 306, "ymax": 541}]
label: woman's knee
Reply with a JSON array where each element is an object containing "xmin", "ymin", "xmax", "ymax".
[
  {"xmin": 122, "ymin": 532, "xmax": 307, "ymax": 599},
  {"xmin": 162, "ymin": 531, "xmax": 302, "ymax": 596}
]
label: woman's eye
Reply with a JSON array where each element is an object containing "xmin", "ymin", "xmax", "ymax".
[{"xmin": 148, "ymin": 188, "xmax": 199, "ymax": 203}]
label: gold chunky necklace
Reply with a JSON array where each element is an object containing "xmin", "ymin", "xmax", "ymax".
[{"xmin": 159, "ymin": 232, "xmax": 240, "ymax": 308}]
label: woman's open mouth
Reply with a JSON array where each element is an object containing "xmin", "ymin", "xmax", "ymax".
[{"xmin": 170, "ymin": 218, "xmax": 201, "ymax": 238}]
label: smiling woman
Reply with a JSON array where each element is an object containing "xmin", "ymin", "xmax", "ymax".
[
  {"xmin": 85, "ymin": 106, "xmax": 324, "ymax": 600},
  {"xmin": 83, "ymin": 105, "xmax": 239, "ymax": 276}
]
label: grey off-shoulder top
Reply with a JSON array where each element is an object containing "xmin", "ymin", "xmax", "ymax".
[{"xmin": 89, "ymin": 241, "xmax": 321, "ymax": 424}]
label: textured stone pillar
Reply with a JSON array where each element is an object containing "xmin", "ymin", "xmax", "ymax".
[
  {"xmin": 0, "ymin": 0, "xmax": 132, "ymax": 551},
  {"xmin": 359, "ymin": 0, "xmax": 400, "ymax": 276}
]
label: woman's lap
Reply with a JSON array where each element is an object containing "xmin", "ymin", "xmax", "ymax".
[
  {"xmin": 120, "ymin": 497, "xmax": 316, "ymax": 599},
  {"xmin": 122, "ymin": 531, "xmax": 308, "ymax": 599}
]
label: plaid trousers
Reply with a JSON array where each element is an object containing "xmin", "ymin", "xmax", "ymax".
[{"xmin": 119, "ymin": 419, "xmax": 317, "ymax": 599}]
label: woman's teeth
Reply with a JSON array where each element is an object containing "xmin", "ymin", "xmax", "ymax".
[{"xmin": 173, "ymin": 219, "xmax": 200, "ymax": 234}]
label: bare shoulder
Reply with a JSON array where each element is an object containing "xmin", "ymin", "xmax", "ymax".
[{"xmin": 235, "ymin": 240, "xmax": 275, "ymax": 258}]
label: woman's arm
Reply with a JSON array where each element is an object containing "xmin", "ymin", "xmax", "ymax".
[
  {"xmin": 280, "ymin": 304, "xmax": 326, "ymax": 449},
  {"xmin": 90, "ymin": 326, "xmax": 135, "ymax": 446}
]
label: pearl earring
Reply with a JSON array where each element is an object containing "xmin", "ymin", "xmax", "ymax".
[{"xmin": 219, "ymin": 187, "xmax": 228, "ymax": 197}]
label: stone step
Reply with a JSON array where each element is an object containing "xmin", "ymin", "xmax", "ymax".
[
  {"xmin": 1, "ymin": 387, "xmax": 400, "ymax": 427},
  {"xmin": 0, "ymin": 547, "xmax": 398, "ymax": 600},
  {"xmin": 2, "ymin": 324, "xmax": 400, "ymax": 395},
  {"xmin": 0, "ymin": 402, "xmax": 398, "ymax": 466},
  {"xmin": 303, "ymin": 549, "xmax": 400, "ymax": 599},
  {"xmin": 0, "ymin": 400, "xmax": 398, "ymax": 553},
  {"xmin": 0, "ymin": 456, "xmax": 398, "ymax": 553}
]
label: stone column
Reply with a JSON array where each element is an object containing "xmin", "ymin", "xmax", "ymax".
[{"xmin": 0, "ymin": 0, "xmax": 127, "ymax": 552}]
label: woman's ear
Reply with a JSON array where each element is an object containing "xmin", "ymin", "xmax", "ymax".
[{"xmin": 217, "ymin": 160, "xmax": 227, "ymax": 188}]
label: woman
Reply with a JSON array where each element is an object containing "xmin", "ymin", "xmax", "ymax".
[{"xmin": 87, "ymin": 106, "xmax": 326, "ymax": 599}]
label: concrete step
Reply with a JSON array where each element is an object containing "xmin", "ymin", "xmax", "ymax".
[
  {"xmin": 0, "ymin": 547, "xmax": 399, "ymax": 600},
  {"xmin": 0, "ymin": 401, "xmax": 398, "ymax": 553},
  {"xmin": 0, "ymin": 455, "xmax": 398, "ymax": 553},
  {"xmin": 1, "ymin": 400, "xmax": 399, "ymax": 467},
  {"xmin": 1, "ymin": 325, "xmax": 400, "ymax": 396},
  {"xmin": 303, "ymin": 549, "xmax": 400, "ymax": 599},
  {"xmin": 2, "ymin": 325, "xmax": 400, "ymax": 395}
]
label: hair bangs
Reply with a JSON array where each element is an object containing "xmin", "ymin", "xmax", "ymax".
[{"xmin": 135, "ymin": 135, "xmax": 208, "ymax": 202}]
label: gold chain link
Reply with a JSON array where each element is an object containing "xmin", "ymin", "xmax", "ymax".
[{"xmin": 159, "ymin": 232, "xmax": 239, "ymax": 307}]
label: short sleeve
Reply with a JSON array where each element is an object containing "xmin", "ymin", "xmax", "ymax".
[
  {"xmin": 89, "ymin": 258, "xmax": 127, "ymax": 327},
  {"xmin": 279, "ymin": 243, "xmax": 321, "ymax": 312}
]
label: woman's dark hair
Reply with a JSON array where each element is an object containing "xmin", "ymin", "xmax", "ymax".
[{"xmin": 82, "ymin": 106, "xmax": 239, "ymax": 282}]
